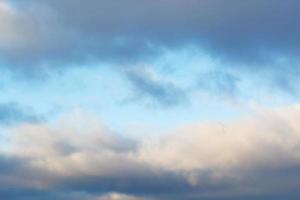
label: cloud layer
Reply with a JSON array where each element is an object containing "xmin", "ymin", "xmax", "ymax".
[
  {"xmin": 1, "ymin": 0, "xmax": 300, "ymax": 105},
  {"xmin": 1, "ymin": 106, "xmax": 300, "ymax": 199},
  {"xmin": 2, "ymin": 0, "xmax": 300, "ymax": 68}
]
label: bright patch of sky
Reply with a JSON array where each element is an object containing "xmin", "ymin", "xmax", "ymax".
[{"xmin": 0, "ymin": 47, "xmax": 297, "ymax": 136}]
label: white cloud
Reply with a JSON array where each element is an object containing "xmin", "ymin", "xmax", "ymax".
[
  {"xmin": 138, "ymin": 104, "xmax": 300, "ymax": 193},
  {"xmin": 6, "ymin": 113, "xmax": 137, "ymax": 177},
  {"xmin": 96, "ymin": 193, "xmax": 145, "ymax": 200},
  {"xmin": 2, "ymin": 105, "xmax": 300, "ymax": 198}
]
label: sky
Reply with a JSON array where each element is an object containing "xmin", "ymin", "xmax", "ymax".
[{"xmin": 1, "ymin": 0, "xmax": 300, "ymax": 199}]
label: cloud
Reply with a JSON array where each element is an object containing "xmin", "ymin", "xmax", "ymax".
[
  {"xmin": 124, "ymin": 66, "xmax": 187, "ymax": 107},
  {"xmin": 0, "ymin": 102, "xmax": 43, "ymax": 126},
  {"xmin": 2, "ymin": 106, "xmax": 300, "ymax": 199},
  {"xmin": 195, "ymin": 70, "xmax": 240, "ymax": 99},
  {"xmin": 1, "ymin": 0, "xmax": 300, "ymax": 100},
  {"xmin": 96, "ymin": 193, "xmax": 146, "ymax": 200},
  {"xmin": 0, "ymin": 0, "xmax": 68, "ymax": 68},
  {"xmin": 2, "ymin": 0, "xmax": 300, "ymax": 69},
  {"xmin": 1, "ymin": 113, "xmax": 191, "ymax": 199},
  {"xmin": 139, "ymin": 105, "xmax": 300, "ymax": 196}
]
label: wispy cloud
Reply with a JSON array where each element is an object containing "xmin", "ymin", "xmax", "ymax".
[
  {"xmin": 0, "ymin": 102, "xmax": 43, "ymax": 126},
  {"xmin": 124, "ymin": 66, "xmax": 187, "ymax": 107}
]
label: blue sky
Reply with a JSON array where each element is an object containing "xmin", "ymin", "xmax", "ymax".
[{"xmin": 1, "ymin": 0, "xmax": 300, "ymax": 199}]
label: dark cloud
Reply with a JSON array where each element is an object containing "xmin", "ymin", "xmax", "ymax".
[
  {"xmin": 2, "ymin": 0, "xmax": 300, "ymax": 99},
  {"xmin": 2, "ymin": 0, "xmax": 300, "ymax": 69}
]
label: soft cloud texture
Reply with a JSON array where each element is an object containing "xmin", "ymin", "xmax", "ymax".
[
  {"xmin": 124, "ymin": 66, "xmax": 187, "ymax": 106},
  {"xmin": 1, "ymin": 1, "xmax": 300, "ymax": 199},
  {"xmin": 1, "ymin": 0, "xmax": 300, "ymax": 67},
  {"xmin": 0, "ymin": 102, "xmax": 42, "ymax": 125},
  {"xmin": 1, "ymin": 106, "xmax": 300, "ymax": 199},
  {"xmin": 1, "ymin": 0, "xmax": 300, "ymax": 103}
]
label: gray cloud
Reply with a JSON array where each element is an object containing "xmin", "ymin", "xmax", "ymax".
[
  {"xmin": 2, "ymin": 0, "xmax": 300, "ymax": 100},
  {"xmin": 1, "ymin": 107, "xmax": 300, "ymax": 199},
  {"xmin": 2, "ymin": 0, "xmax": 300, "ymax": 69}
]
